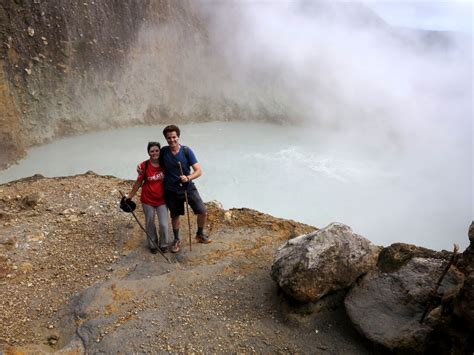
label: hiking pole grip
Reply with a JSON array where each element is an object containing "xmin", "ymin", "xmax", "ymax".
[{"xmin": 178, "ymin": 162, "xmax": 192, "ymax": 251}]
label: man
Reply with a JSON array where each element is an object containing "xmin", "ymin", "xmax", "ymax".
[{"xmin": 159, "ymin": 124, "xmax": 210, "ymax": 253}]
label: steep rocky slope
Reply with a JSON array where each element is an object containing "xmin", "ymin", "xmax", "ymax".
[
  {"xmin": 0, "ymin": 0, "xmax": 183, "ymax": 168},
  {"xmin": 1, "ymin": 0, "xmax": 220, "ymax": 167}
]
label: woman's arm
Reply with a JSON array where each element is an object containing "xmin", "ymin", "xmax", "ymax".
[{"xmin": 127, "ymin": 178, "xmax": 143, "ymax": 200}]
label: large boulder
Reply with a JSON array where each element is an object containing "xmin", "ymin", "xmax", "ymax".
[
  {"xmin": 271, "ymin": 222, "xmax": 381, "ymax": 303},
  {"xmin": 345, "ymin": 243, "xmax": 465, "ymax": 352},
  {"xmin": 455, "ymin": 222, "xmax": 474, "ymax": 327},
  {"xmin": 447, "ymin": 221, "xmax": 474, "ymax": 353}
]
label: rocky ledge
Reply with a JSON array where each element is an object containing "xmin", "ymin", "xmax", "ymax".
[
  {"xmin": 273, "ymin": 224, "xmax": 473, "ymax": 353},
  {"xmin": 0, "ymin": 172, "xmax": 472, "ymax": 353}
]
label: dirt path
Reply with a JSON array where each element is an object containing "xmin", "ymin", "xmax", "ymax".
[{"xmin": 0, "ymin": 173, "xmax": 370, "ymax": 353}]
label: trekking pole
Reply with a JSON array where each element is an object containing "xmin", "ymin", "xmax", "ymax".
[
  {"xmin": 178, "ymin": 162, "xmax": 192, "ymax": 251},
  {"xmin": 420, "ymin": 243, "xmax": 459, "ymax": 323},
  {"xmin": 119, "ymin": 191, "xmax": 170, "ymax": 263}
]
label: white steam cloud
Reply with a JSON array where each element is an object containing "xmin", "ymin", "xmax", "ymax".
[
  {"xmin": 196, "ymin": 0, "xmax": 472, "ymax": 212},
  {"xmin": 113, "ymin": 0, "xmax": 472, "ymax": 241}
]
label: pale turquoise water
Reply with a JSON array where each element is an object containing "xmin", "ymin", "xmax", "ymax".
[{"xmin": 0, "ymin": 121, "xmax": 471, "ymax": 251}]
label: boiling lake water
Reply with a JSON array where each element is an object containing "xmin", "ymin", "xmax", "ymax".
[{"xmin": 0, "ymin": 121, "xmax": 471, "ymax": 251}]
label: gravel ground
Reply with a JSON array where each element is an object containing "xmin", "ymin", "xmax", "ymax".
[{"xmin": 0, "ymin": 172, "xmax": 371, "ymax": 353}]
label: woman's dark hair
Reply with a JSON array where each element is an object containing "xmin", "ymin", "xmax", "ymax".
[
  {"xmin": 147, "ymin": 141, "xmax": 161, "ymax": 152},
  {"xmin": 162, "ymin": 125, "xmax": 180, "ymax": 137}
]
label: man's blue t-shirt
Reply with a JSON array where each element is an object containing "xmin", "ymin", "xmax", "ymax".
[{"xmin": 161, "ymin": 145, "xmax": 198, "ymax": 192}]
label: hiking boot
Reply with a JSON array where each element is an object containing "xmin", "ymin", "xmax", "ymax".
[
  {"xmin": 159, "ymin": 246, "xmax": 168, "ymax": 253},
  {"xmin": 150, "ymin": 247, "xmax": 159, "ymax": 254},
  {"xmin": 195, "ymin": 234, "xmax": 211, "ymax": 244},
  {"xmin": 170, "ymin": 240, "xmax": 181, "ymax": 253}
]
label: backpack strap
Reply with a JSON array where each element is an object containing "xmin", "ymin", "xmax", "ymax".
[
  {"xmin": 183, "ymin": 146, "xmax": 190, "ymax": 164},
  {"xmin": 158, "ymin": 147, "xmax": 166, "ymax": 171},
  {"xmin": 143, "ymin": 160, "xmax": 149, "ymax": 182}
]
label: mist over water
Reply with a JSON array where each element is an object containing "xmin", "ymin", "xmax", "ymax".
[
  {"xmin": 194, "ymin": 1, "xmax": 473, "ymax": 248},
  {"xmin": 0, "ymin": 121, "xmax": 471, "ymax": 251}
]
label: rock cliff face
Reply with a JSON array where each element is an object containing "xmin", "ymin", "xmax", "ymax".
[
  {"xmin": 0, "ymin": 0, "xmax": 392, "ymax": 169},
  {"xmin": 0, "ymin": 0, "xmax": 205, "ymax": 168},
  {"xmin": 1, "ymin": 0, "xmax": 464, "ymax": 171},
  {"xmin": 1, "ymin": 0, "xmax": 307, "ymax": 169},
  {"xmin": 0, "ymin": 64, "xmax": 22, "ymax": 166}
]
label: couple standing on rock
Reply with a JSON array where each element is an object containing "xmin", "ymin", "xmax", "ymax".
[{"xmin": 126, "ymin": 124, "xmax": 210, "ymax": 254}]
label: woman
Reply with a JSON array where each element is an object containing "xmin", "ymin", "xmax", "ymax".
[{"xmin": 127, "ymin": 142, "xmax": 169, "ymax": 254}]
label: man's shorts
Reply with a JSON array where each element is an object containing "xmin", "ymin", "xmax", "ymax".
[{"xmin": 165, "ymin": 187, "xmax": 206, "ymax": 218}]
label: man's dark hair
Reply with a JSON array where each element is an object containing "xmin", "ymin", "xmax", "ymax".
[
  {"xmin": 147, "ymin": 141, "xmax": 161, "ymax": 152},
  {"xmin": 163, "ymin": 125, "xmax": 181, "ymax": 138}
]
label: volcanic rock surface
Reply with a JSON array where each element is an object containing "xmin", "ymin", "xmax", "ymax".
[
  {"xmin": 271, "ymin": 223, "xmax": 381, "ymax": 303},
  {"xmin": 0, "ymin": 172, "xmax": 370, "ymax": 353},
  {"xmin": 345, "ymin": 245, "xmax": 464, "ymax": 352}
]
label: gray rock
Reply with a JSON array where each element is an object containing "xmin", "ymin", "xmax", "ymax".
[
  {"xmin": 271, "ymin": 222, "xmax": 381, "ymax": 303},
  {"xmin": 345, "ymin": 250, "xmax": 465, "ymax": 352},
  {"xmin": 454, "ymin": 221, "xmax": 474, "ymax": 333},
  {"xmin": 22, "ymin": 192, "xmax": 42, "ymax": 208},
  {"xmin": 469, "ymin": 221, "xmax": 474, "ymax": 243}
]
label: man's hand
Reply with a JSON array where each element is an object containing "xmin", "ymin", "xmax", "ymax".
[{"xmin": 179, "ymin": 175, "xmax": 190, "ymax": 183}]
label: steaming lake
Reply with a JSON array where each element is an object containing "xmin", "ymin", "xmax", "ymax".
[{"xmin": 0, "ymin": 121, "xmax": 471, "ymax": 251}]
